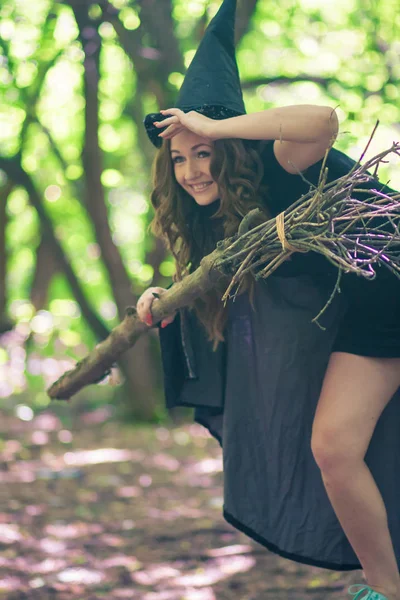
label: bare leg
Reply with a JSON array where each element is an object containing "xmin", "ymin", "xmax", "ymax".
[{"xmin": 311, "ymin": 352, "xmax": 400, "ymax": 600}]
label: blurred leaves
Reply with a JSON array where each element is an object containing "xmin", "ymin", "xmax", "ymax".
[{"xmin": 0, "ymin": 0, "xmax": 399, "ymax": 408}]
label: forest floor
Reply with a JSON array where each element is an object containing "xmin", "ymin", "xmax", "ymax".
[{"xmin": 0, "ymin": 404, "xmax": 361, "ymax": 600}]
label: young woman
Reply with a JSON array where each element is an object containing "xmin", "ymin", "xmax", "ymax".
[
  {"xmin": 136, "ymin": 1, "xmax": 400, "ymax": 598},
  {"xmin": 137, "ymin": 106, "xmax": 400, "ymax": 600}
]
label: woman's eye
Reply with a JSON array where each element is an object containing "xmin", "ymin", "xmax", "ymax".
[{"xmin": 172, "ymin": 151, "xmax": 210, "ymax": 164}]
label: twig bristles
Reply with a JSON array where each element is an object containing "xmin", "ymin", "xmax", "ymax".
[{"xmin": 215, "ymin": 140, "xmax": 400, "ymax": 310}]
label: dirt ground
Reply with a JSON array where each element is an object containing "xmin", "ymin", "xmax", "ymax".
[{"xmin": 0, "ymin": 406, "xmax": 362, "ymax": 600}]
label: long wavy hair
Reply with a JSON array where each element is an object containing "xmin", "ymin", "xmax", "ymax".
[{"xmin": 150, "ymin": 137, "xmax": 270, "ymax": 349}]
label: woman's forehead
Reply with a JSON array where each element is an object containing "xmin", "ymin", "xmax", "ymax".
[{"xmin": 170, "ymin": 130, "xmax": 213, "ymax": 152}]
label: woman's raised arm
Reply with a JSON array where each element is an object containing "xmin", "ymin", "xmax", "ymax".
[{"xmin": 213, "ymin": 104, "xmax": 339, "ymax": 173}]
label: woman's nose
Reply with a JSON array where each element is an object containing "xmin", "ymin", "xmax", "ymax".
[{"xmin": 184, "ymin": 160, "xmax": 201, "ymax": 181}]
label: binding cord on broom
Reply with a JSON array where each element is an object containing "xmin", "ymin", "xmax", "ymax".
[{"xmin": 276, "ymin": 211, "xmax": 299, "ymax": 254}]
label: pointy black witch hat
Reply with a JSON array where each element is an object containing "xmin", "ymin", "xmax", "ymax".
[{"xmin": 144, "ymin": 0, "xmax": 246, "ymax": 148}]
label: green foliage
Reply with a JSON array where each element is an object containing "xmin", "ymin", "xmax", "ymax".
[{"xmin": 0, "ymin": 0, "xmax": 399, "ymax": 408}]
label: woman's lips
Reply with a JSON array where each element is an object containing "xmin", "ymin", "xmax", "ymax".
[{"xmin": 189, "ymin": 182, "xmax": 213, "ymax": 192}]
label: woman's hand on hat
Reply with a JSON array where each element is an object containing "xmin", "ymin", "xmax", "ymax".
[{"xmin": 155, "ymin": 108, "xmax": 217, "ymax": 140}]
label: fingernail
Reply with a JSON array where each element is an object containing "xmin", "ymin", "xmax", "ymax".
[
  {"xmin": 146, "ymin": 316, "xmax": 152, "ymax": 326},
  {"xmin": 161, "ymin": 322, "xmax": 167, "ymax": 328}
]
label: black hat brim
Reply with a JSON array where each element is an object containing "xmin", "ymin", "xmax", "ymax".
[{"xmin": 144, "ymin": 105, "xmax": 245, "ymax": 148}]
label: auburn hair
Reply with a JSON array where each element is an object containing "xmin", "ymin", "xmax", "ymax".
[{"xmin": 150, "ymin": 137, "xmax": 270, "ymax": 349}]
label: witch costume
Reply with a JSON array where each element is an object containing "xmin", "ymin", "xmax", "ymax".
[{"xmin": 144, "ymin": 0, "xmax": 400, "ymax": 572}]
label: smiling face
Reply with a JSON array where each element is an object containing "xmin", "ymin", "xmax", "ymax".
[{"xmin": 170, "ymin": 130, "xmax": 219, "ymax": 206}]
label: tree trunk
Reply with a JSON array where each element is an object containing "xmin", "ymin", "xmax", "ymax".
[
  {"xmin": 71, "ymin": 0, "xmax": 159, "ymax": 420},
  {"xmin": 0, "ymin": 182, "xmax": 13, "ymax": 332},
  {"xmin": 30, "ymin": 236, "xmax": 59, "ymax": 311}
]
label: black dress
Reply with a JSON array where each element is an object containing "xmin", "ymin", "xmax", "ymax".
[{"xmin": 158, "ymin": 143, "xmax": 400, "ymax": 570}]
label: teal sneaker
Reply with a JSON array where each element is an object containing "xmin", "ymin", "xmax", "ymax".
[{"xmin": 348, "ymin": 585, "xmax": 389, "ymax": 600}]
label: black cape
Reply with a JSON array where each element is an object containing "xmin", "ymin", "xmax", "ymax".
[{"xmin": 158, "ymin": 144, "xmax": 400, "ymax": 570}]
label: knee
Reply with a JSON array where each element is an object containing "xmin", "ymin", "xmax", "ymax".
[{"xmin": 311, "ymin": 426, "xmax": 356, "ymax": 475}]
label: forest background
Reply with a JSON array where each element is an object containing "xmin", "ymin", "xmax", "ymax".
[{"xmin": 1, "ymin": 0, "xmax": 400, "ymax": 423}]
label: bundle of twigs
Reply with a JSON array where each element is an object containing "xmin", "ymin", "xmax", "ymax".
[{"xmin": 215, "ymin": 139, "xmax": 400, "ymax": 311}]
